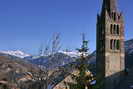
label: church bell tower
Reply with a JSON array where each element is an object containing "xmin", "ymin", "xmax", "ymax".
[{"xmin": 96, "ymin": 0, "xmax": 125, "ymax": 89}]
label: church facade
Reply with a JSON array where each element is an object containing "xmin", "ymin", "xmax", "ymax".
[{"xmin": 96, "ymin": 0, "xmax": 125, "ymax": 89}]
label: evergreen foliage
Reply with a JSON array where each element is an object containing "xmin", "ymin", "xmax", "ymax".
[{"xmin": 64, "ymin": 34, "xmax": 95, "ymax": 89}]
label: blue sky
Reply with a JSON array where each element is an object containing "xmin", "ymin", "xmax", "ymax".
[{"xmin": 0, "ymin": 0, "xmax": 132, "ymax": 55}]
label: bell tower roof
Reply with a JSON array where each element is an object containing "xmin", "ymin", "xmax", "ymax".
[{"xmin": 102, "ymin": 0, "xmax": 117, "ymax": 12}]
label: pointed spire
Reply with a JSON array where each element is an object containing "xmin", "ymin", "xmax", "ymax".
[{"xmin": 102, "ymin": 0, "xmax": 117, "ymax": 12}]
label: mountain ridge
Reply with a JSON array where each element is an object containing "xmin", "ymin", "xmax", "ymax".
[{"xmin": 0, "ymin": 50, "xmax": 31, "ymax": 58}]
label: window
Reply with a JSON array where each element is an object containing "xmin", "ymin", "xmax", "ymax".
[
  {"xmin": 114, "ymin": 13, "xmax": 116, "ymax": 21},
  {"xmin": 112, "ymin": 12, "xmax": 117, "ymax": 21},
  {"xmin": 110, "ymin": 39, "xmax": 120, "ymax": 50},
  {"xmin": 118, "ymin": 15, "xmax": 120, "ymax": 20},
  {"xmin": 116, "ymin": 40, "xmax": 120, "ymax": 50},
  {"xmin": 110, "ymin": 24, "xmax": 120, "ymax": 35},
  {"xmin": 114, "ymin": 40, "xmax": 116, "ymax": 50},
  {"xmin": 111, "ymin": 12, "xmax": 114, "ymax": 19},
  {"xmin": 116, "ymin": 25, "xmax": 120, "ymax": 35},
  {"xmin": 113, "ymin": 24, "xmax": 116, "ymax": 34},
  {"xmin": 110, "ymin": 24, "xmax": 113, "ymax": 34},
  {"xmin": 110, "ymin": 39, "xmax": 113, "ymax": 49}
]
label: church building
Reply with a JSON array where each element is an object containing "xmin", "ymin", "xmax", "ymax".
[{"xmin": 96, "ymin": 0, "xmax": 125, "ymax": 89}]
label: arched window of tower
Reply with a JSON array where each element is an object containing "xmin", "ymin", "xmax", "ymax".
[
  {"xmin": 113, "ymin": 24, "xmax": 116, "ymax": 34},
  {"xmin": 116, "ymin": 40, "xmax": 120, "ymax": 50},
  {"xmin": 110, "ymin": 24, "xmax": 113, "ymax": 34},
  {"xmin": 117, "ymin": 25, "xmax": 120, "ymax": 35},
  {"xmin": 110, "ymin": 39, "xmax": 120, "ymax": 50},
  {"xmin": 113, "ymin": 12, "xmax": 116, "ymax": 21},
  {"xmin": 111, "ymin": 12, "xmax": 114, "ymax": 19},
  {"xmin": 110, "ymin": 39, "xmax": 113, "ymax": 50},
  {"xmin": 118, "ymin": 15, "xmax": 121, "ymax": 20},
  {"xmin": 113, "ymin": 40, "xmax": 116, "ymax": 50}
]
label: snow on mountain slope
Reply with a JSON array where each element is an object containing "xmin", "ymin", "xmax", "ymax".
[
  {"xmin": 0, "ymin": 50, "xmax": 31, "ymax": 58},
  {"xmin": 59, "ymin": 51, "xmax": 81, "ymax": 58},
  {"xmin": 27, "ymin": 53, "xmax": 76, "ymax": 70}
]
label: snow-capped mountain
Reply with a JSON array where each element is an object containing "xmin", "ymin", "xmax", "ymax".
[
  {"xmin": 27, "ymin": 52, "xmax": 76, "ymax": 70},
  {"xmin": 0, "ymin": 50, "xmax": 31, "ymax": 58},
  {"xmin": 59, "ymin": 51, "xmax": 81, "ymax": 58}
]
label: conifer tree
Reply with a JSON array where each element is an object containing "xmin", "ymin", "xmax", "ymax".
[{"xmin": 64, "ymin": 33, "xmax": 94, "ymax": 89}]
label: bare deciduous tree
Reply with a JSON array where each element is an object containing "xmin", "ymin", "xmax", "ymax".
[
  {"xmin": 39, "ymin": 43, "xmax": 44, "ymax": 56},
  {"xmin": 51, "ymin": 33, "xmax": 61, "ymax": 55},
  {"xmin": 43, "ymin": 43, "xmax": 50, "ymax": 56},
  {"xmin": 38, "ymin": 33, "xmax": 61, "ymax": 56}
]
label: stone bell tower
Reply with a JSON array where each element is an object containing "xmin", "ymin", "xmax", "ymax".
[{"xmin": 96, "ymin": 0, "xmax": 125, "ymax": 89}]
